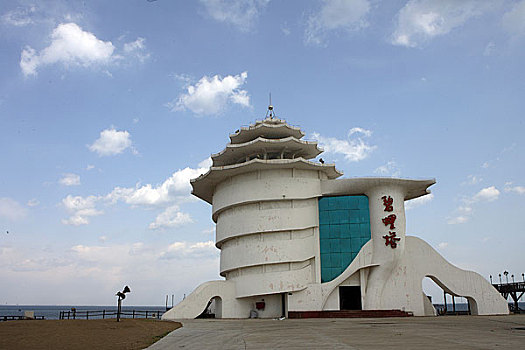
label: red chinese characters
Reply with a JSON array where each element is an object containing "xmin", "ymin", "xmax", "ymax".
[
  {"xmin": 383, "ymin": 232, "xmax": 400, "ymax": 248},
  {"xmin": 381, "ymin": 196, "xmax": 393, "ymax": 212},
  {"xmin": 382, "ymin": 214, "xmax": 396, "ymax": 230},
  {"xmin": 381, "ymin": 196, "xmax": 400, "ymax": 249}
]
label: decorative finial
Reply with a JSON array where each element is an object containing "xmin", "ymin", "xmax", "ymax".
[{"xmin": 266, "ymin": 92, "xmax": 275, "ymax": 119}]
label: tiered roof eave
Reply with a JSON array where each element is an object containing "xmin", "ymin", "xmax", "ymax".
[
  {"xmin": 211, "ymin": 136, "xmax": 322, "ymax": 167},
  {"xmin": 229, "ymin": 117, "xmax": 305, "ymax": 144},
  {"xmin": 191, "ymin": 157, "xmax": 343, "ymax": 204}
]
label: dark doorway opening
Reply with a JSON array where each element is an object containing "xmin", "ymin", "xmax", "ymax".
[{"xmin": 339, "ymin": 286, "xmax": 362, "ymax": 310}]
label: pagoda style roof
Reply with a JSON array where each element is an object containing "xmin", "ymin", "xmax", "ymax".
[
  {"xmin": 211, "ymin": 136, "xmax": 322, "ymax": 167},
  {"xmin": 229, "ymin": 117, "xmax": 305, "ymax": 144},
  {"xmin": 192, "ymin": 158, "xmax": 342, "ymax": 204}
]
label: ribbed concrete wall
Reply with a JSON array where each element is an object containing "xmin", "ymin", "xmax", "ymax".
[{"xmin": 213, "ymin": 169, "xmax": 321, "ymax": 298}]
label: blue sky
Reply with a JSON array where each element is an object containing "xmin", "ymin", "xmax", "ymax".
[{"xmin": 1, "ymin": 0, "xmax": 524, "ymax": 306}]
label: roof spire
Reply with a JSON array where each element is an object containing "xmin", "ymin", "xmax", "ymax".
[{"xmin": 266, "ymin": 92, "xmax": 275, "ymax": 119}]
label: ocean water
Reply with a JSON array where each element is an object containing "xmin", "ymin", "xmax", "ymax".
[{"xmin": 0, "ymin": 305, "xmax": 167, "ymax": 320}]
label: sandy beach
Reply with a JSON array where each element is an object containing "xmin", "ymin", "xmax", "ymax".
[{"xmin": 0, "ymin": 318, "xmax": 181, "ymax": 350}]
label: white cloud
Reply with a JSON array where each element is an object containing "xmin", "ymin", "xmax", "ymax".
[
  {"xmin": 27, "ymin": 198, "xmax": 40, "ymax": 207},
  {"xmin": 312, "ymin": 127, "xmax": 375, "ymax": 162},
  {"xmin": 60, "ymin": 160, "xmax": 209, "ymax": 227},
  {"xmin": 0, "ymin": 198, "xmax": 27, "ymax": 221},
  {"xmin": 89, "ymin": 128, "xmax": 133, "ymax": 156},
  {"xmin": 199, "ymin": 0, "xmax": 269, "ymax": 32},
  {"xmin": 405, "ymin": 193, "xmax": 434, "ymax": 210},
  {"xmin": 86, "ymin": 164, "xmax": 95, "ymax": 170},
  {"xmin": 149, "ymin": 205, "xmax": 193, "ymax": 230},
  {"xmin": 504, "ymin": 184, "xmax": 525, "ymax": 195},
  {"xmin": 123, "ymin": 37, "xmax": 150, "ymax": 62},
  {"xmin": 502, "ymin": 0, "xmax": 525, "ymax": 37},
  {"xmin": 447, "ymin": 186, "xmax": 500, "ymax": 225},
  {"xmin": 391, "ymin": 0, "xmax": 494, "ymax": 47},
  {"xmin": 59, "ymin": 173, "xmax": 81, "ymax": 186},
  {"xmin": 172, "ymin": 72, "xmax": 250, "ymax": 116},
  {"xmin": 447, "ymin": 215, "xmax": 469, "ymax": 225},
  {"xmin": 374, "ymin": 160, "xmax": 401, "ymax": 177},
  {"xmin": 2, "ymin": 6, "xmax": 36, "ymax": 26},
  {"xmin": 463, "ymin": 174, "xmax": 482, "ymax": 185},
  {"xmin": 106, "ymin": 166, "xmax": 208, "ymax": 206},
  {"xmin": 159, "ymin": 240, "xmax": 218, "ymax": 260},
  {"xmin": 438, "ymin": 242, "xmax": 449, "ymax": 249},
  {"xmin": 472, "ymin": 186, "xmax": 500, "ymax": 202},
  {"xmin": 98, "ymin": 235, "xmax": 108, "ymax": 243},
  {"xmin": 20, "ymin": 22, "xmax": 115, "ymax": 76},
  {"xmin": 61, "ymin": 195, "xmax": 102, "ymax": 226},
  {"xmin": 305, "ymin": 0, "xmax": 370, "ymax": 46}
]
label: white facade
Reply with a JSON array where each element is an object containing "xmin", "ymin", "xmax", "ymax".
[{"xmin": 163, "ymin": 116, "xmax": 508, "ymax": 320}]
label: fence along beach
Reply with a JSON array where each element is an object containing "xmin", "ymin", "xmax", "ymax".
[{"xmin": 0, "ymin": 305, "xmax": 167, "ymax": 321}]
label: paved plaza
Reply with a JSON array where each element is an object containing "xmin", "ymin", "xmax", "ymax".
[{"xmin": 149, "ymin": 315, "xmax": 525, "ymax": 349}]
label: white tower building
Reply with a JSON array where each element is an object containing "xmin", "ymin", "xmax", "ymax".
[{"xmin": 163, "ymin": 109, "xmax": 508, "ymax": 319}]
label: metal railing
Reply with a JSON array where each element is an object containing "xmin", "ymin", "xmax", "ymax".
[
  {"xmin": 1, "ymin": 315, "xmax": 45, "ymax": 321},
  {"xmin": 59, "ymin": 309, "xmax": 162, "ymax": 320}
]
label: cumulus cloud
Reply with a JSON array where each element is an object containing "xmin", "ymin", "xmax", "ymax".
[
  {"xmin": 199, "ymin": 0, "xmax": 269, "ymax": 32},
  {"xmin": 448, "ymin": 186, "xmax": 500, "ymax": 224},
  {"xmin": 171, "ymin": 72, "xmax": 250, "ymax": 116},
  {"xmin": 504, "ymin": 184, "xmax": 525, "ymax": 194},
  {"xmin": 405, "ymin": 193, "xmax": 434, "ymax": 210},
  {"xmin": 59, "ymin": 173, "xmax": 81, "ymax": 186},
  {"xmin": 374, "ymin": 160, "xmax": 401, "ymax": 177},
  {"xmin": 61, "ymin": 195, "xmax": 103, "ymax": 226},
  {"xmin": 391, "ymin": 0, "xmax": 494, "ymax": 47},
  {"xmin": 149, "ymin": 205, "xmax": 193, "ymax": 230},
  {"xmin": 20, "ymin": 22, "xmax": 115, "ymax": 76},
  {"xmin": 106, "ymin": 166, "xmax": 208, "ymax": 206},
  {"xmin": 60, "ymin": 161, "xmax": 209, "ymax": 228},
  {"xmin": 502, "ymin": 0, "xmax": 525, "ymax": 37},
  {"xmin": 472, "ymin": 186, "xmax": 500, "ymax": 202},
  {"xmin": 312, "ymin": 127, "xmax": 375, "ymax": 162},
  {"xmin": 0, "ymin": 198, "xmax": 27, "ymax": 221},
  {"xmin": 305, "ymin": 0, "xmax": 371, "ymax": 46},
  {"xmin": 159, "ymin": 240, "xmax": 218, "ymax": 260},
  {"xmin": 89, "ymin": 128, "xmax": 134, "ymax": 156}
]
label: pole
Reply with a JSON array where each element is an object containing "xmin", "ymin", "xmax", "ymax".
[
  {"xmin": 117, "ymin": 297, "xmax": 122, "ymax": 322},
  {"xmin": 172, "ymin": 294, "xmax": 174, "ymax": 308},
  {"xmin": 443, "ymin": 291, "xmax": 447, "ymax": 314}
]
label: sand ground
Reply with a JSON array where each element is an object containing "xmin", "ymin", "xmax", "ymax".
[{"xmin": 0, "ymin": 318, "xmax": 181, "ymax": 350}]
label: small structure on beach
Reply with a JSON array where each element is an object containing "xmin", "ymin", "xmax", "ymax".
[{"xmin": 163, "ymin": 106, "xmax": 508, "ymax": 319}]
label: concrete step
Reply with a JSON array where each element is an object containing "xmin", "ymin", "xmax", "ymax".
[{"xmin": 288, "ymin": 310, "xmax": 413, "ymax": 318}]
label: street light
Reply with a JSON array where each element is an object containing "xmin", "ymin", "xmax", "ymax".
[
  {"xmin": 504, "ymin": 271, "xmax": 509, "ymax": 284},
  {"xmin": 116, "ymin": 285, "xmax": 131, "ymax": 322},
  {"xmin": 499, "ymin": 274, "xmax": 502, "ymax": 284},
  {"xmin": 512, "ymin": 274, "xmax": 515, "ymax": 283},
  {"xmin": 490, "ymin": 275, "xmax": 493, "ymax": 284},
  {"xmin": 522, "ymin": 273, "xmax": 524, "ymax": 282}
]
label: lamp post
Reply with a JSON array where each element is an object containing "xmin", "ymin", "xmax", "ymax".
[
  {"xmin": 512, "ymin": 274, "xmax": 515, "ymax": 283},
  {"xmin": 522, "ymin": 273, "xmax": 524, "ymax": 282},
  {"xmin": 116, "ymin": 286, "xmax": 131, "ymax": 322},
  {"xmin": 499, "ymin": 274, "xmax": 502, "ymax": 284},
  {"xmin": 504, "ymin": 271, "xmax": 509, "ymax": 284},
  {"xmin": 490, "ymin": 275, "xmax": 493, "ymax": 284}
]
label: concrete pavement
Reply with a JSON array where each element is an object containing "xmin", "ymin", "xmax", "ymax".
[{"xmin": 149, "ymin": 315, "xmax": 525, "ymax": 349}]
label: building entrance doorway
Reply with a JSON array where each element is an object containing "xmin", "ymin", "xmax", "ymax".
[{"xmin": 339, "ymin": 286, "xmax": 362, "ymax": 310}]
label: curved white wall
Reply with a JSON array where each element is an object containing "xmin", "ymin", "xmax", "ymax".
[
  {"xmin": 213, "ymin": 169, "xmax": 322, "ymax": 298},
  {"xmin": 212, "ymin": 169, "xmax": 322, "ymax": 220}
]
